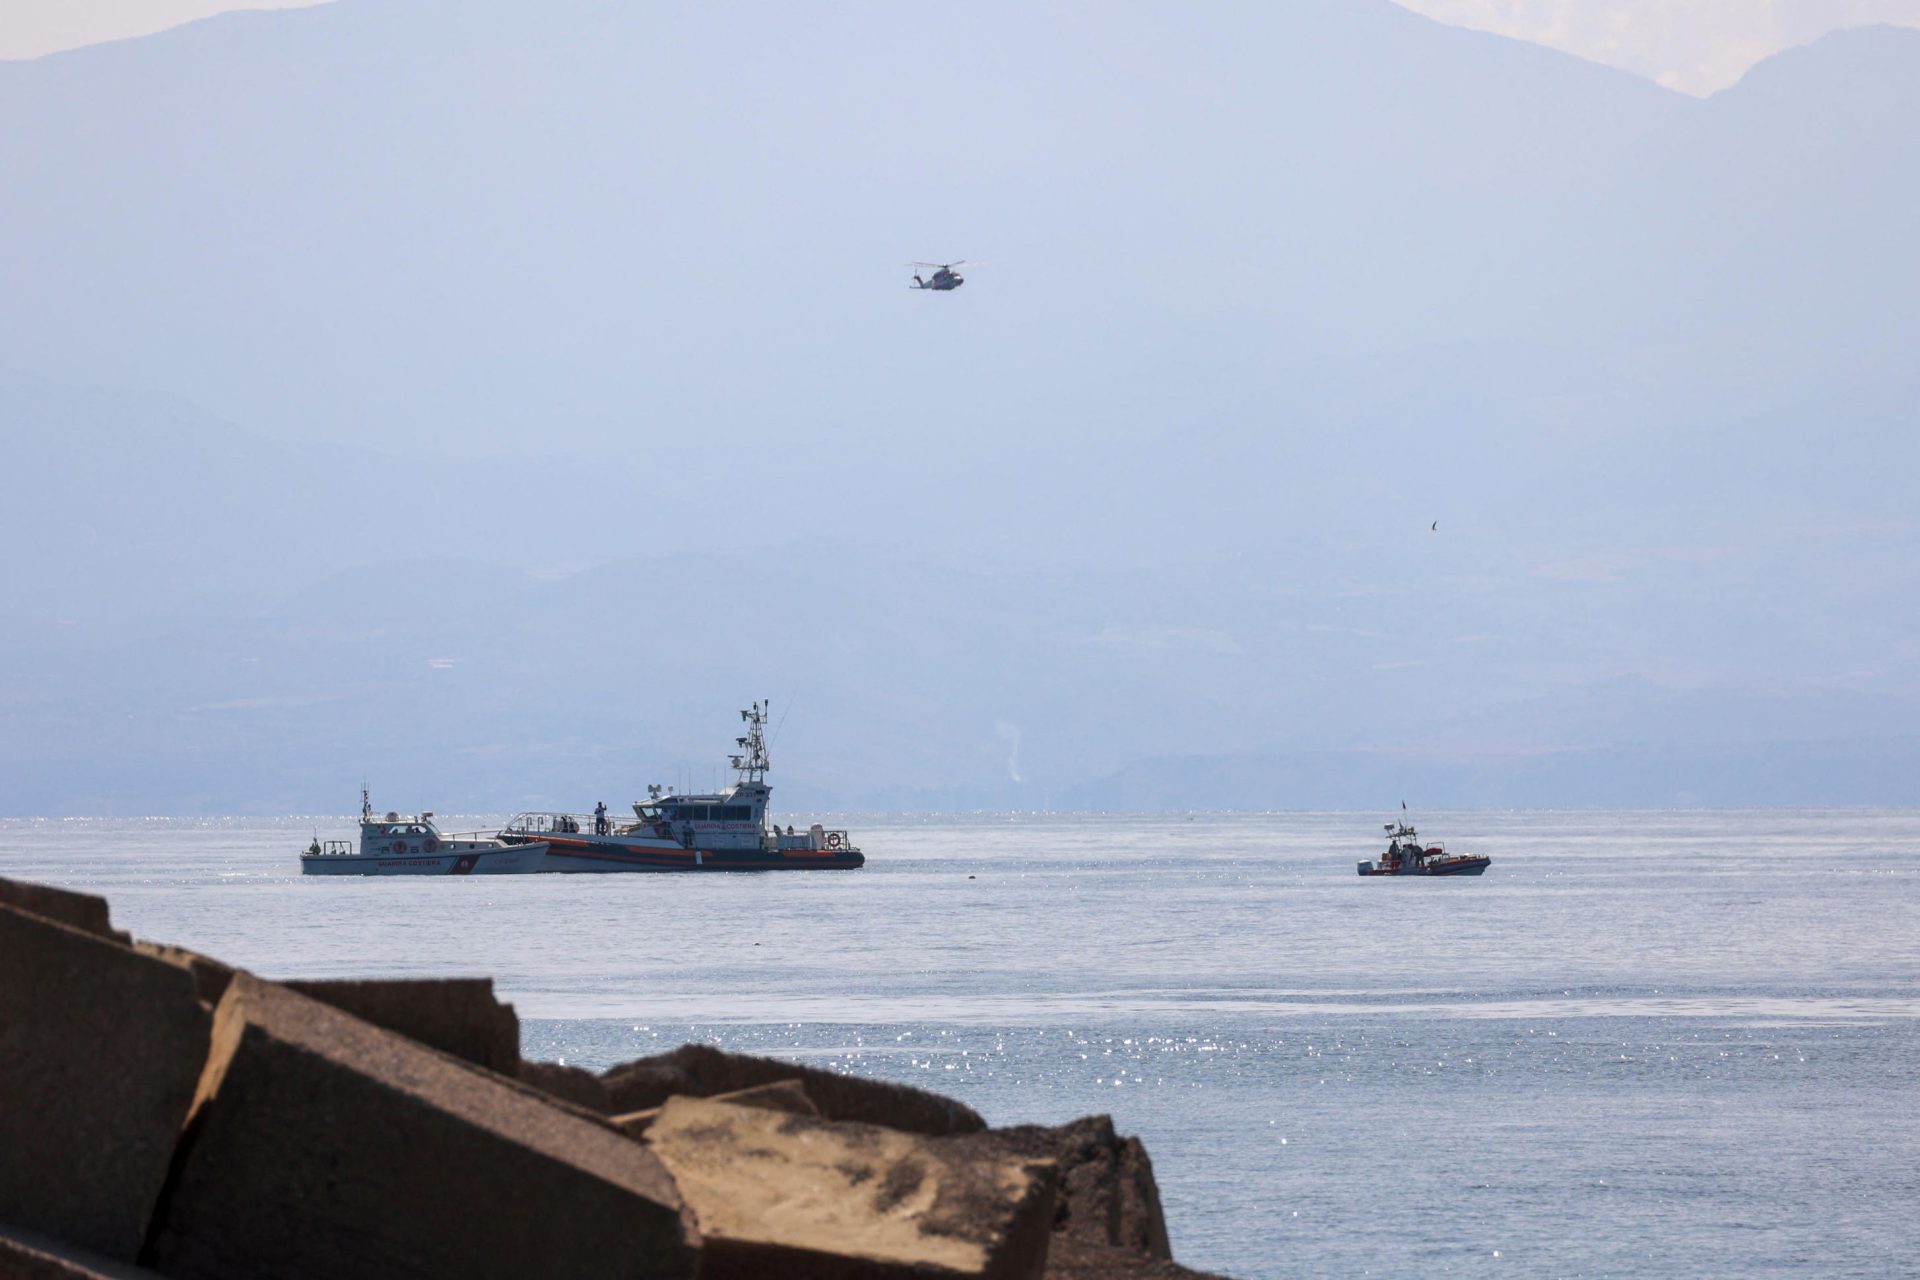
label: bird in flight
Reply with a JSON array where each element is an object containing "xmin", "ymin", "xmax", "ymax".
[{"xmin": 1430, "ymin": 521, "xmax": 1438, "ymax": 531}]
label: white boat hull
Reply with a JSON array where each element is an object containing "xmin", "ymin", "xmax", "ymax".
[{"xmin": 300, "ymin": 841, "xmax": 548, "ymax": 876}]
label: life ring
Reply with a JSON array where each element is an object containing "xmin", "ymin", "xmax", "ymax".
[
  {"xmin": 825, "ymin": 831, "xmax": 842, "ymax": 850},
  {"xmin": 425, "ymin": 838, "xmax": 440, "ymax": 853},
  {"xmin": 393, "ymin": 840, "xmax": 409, "ymax": 855}
]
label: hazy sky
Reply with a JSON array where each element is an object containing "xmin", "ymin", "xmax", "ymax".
[
  {"xmin": 3, "ymin": 0, "xmax": 1916, "ymax": 809},
  {"xmin": 0, "ymin": 0, "xmax": 326, "ymax": 60},
  {"xmin": 1393, "ymin": 0, "xmax": 1920, "ymax": 92},
  {"xmin": 6, "ymin": 0, "xmax": 1920, "ymax": 91}
]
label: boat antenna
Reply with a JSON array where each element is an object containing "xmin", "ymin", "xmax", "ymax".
[
  {"xmin": 770, "ymin": 694, "xmax": 795, "ymax": 751},
  {"xmin": 361, "ymin": 783, "xmax": 371, "ymax": 823}
]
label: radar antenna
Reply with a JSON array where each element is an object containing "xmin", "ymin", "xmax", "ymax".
[
  {"xmin": 729, "ymin": 700, "xmax": 772, "ymax": 783},
  {"xmin": 361, "ymin": 783, "xmax": 372, "ymax": 823}
]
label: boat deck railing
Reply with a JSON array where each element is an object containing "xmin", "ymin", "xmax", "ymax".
[
  {"xmin": 503, "ymin": 811, "xmax": 858, "ymax": 853},
  {"xmin": 505, "ymin": 811, "xmax": 606, "ymax": 836},
  {"xmin": 303, "ymin": 839, "xmax": 356, "ymax": 858},
  {"xmin": 773, "ymin": 828, "xmax": 857, "ymax": 854},
  {"xmin": 441, "ymin": 828, "xmax": 509, "ymax": 844}
]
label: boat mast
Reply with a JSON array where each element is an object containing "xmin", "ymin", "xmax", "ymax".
[
  {"xmin": 361, "ymin": 783, "xmax": 371, "ymax": 823},
  {"xmin": 731, "ymin": 700, "xmax": 771, "ymax": 784}
]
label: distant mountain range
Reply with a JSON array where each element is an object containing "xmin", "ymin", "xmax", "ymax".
[{"xmin": 2, "ymin": 2, "xmax": 1916, "ymax": 812}]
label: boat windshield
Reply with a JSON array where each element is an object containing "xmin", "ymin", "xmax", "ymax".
[{"xmin": 634, "ymin": 805, "xmax": 661, "ymax": 821}]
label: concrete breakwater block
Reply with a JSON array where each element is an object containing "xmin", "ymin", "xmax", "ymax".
[
  {"xmin": 1040, "ymin": 1237, "xmax": 1231, "ymax": 1280},
  {"xmin": 0, "ymin": 1220, "xmax": 167, "ymax": 1279},
  {"xmin": 0, "ymin": 905, "xmax": 213, "ymax": 1262},
  {"xmin": 283, "ymin": 977, "xmax": 520, "ymax": 1073},
  {"xmin": 146, "ymin": 975, "xmax": 700, "ymax": 1280},
  {"xmin": 951, "ymin": 1116, "xmax": 1173, "ymax": 1260},
  {"xmin": 0, "ymin": 877, "xmax": 124, "ymax": 942},
  {"xmin": 643, "ymin": 1096, "xmax": 1057, "ymax": 1280},
  {"xmin": 131, "ymin": 943, "xmax": 235, "ymax": 1007},
  {"xmin": 602, "ymin": 1043, "xmax": 988, "ymax": 1136},
  {"xmin": 0, "ymin": 874, "xmax": 1213, "ymax": 1279},
  {"xmin": 519, "ymin": 1058, "xmax": 614, "ymax": 1111},
  {"xmin": 614, "ymin": 1077, "xmax": 819, "ymax": 1139}
]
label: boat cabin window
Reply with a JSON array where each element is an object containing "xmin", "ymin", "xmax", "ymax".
[
  {"xmin": 653, "ymin": 802, "xmax": 753, "ymax": 822},
  {"xmin": 677, "ymin": 804, "xmax": 754, "ymax": 822}
]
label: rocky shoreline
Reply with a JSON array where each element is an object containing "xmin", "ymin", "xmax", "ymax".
[{"xmin": 1, "ymin": 876, "xmax": 1231, "ymax": 1279}]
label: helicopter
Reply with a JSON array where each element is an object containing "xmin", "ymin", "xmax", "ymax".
[{"xmin": 909, "ymin": 261, "xmax": 966, "ymax": 291}]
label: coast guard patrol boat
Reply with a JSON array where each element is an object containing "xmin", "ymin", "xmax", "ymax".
[
  {"xmin": 1358, "ymin": 818, "xmax": 1491, "ymax": 877},
  {"xmin": 498, "ymin": 702, "xmax": 864, "ymax": 872},
  {"xmin": 300, "ymin": 790, "xmax": 548, "ymax": 876}
]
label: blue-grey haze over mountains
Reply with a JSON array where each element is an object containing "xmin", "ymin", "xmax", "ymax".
[{"xmin": 1, "ymin": 0, "xmax": 1916, "ymax": 814}]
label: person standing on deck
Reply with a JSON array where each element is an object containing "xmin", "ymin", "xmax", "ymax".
[{"xmin": 594, "ymin": 800, "xmax": 608, "ymax": 835}]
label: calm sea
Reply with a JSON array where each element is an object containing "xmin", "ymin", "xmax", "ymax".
[{"xmin": 4, "ymin": 810, "xmax": 1916, "ymax": 1278}]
